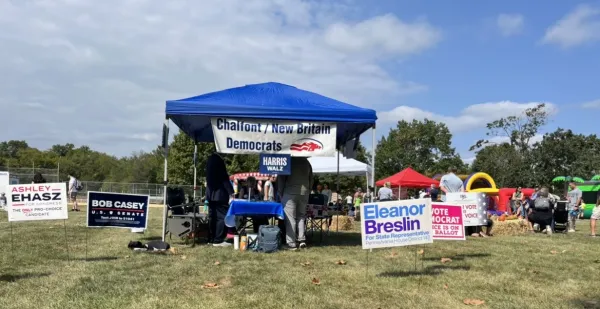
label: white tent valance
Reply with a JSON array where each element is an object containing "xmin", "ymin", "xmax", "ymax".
[{"xmin": 308, "ymin": 152, "xmax": 373, "ymax": 185}]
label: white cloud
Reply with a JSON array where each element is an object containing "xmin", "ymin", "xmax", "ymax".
[
  {"xmin": 0, "ymin": 0, "xmax": 441, "ymax": 156},
  {"xmin": 542, "ymin": 4, "xmax": 600, "ymax": 48},
  {"xmin": 582, "ymin": 99, "xmax": 600, "ymax": 108},
  {"xmin": 496, "ymin": 14, "xmax": 524, "ymax": 36},
  {"xmin": 377, "ymin": 101, "xmax": 556, "ymax": 133}
]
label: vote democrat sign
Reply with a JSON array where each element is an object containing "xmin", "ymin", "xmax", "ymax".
[
  {"xmin": 361, "ymin": 198, "xmax": 433, "ymax": 249},
  {"xmin": 445, "ymin": 192, "xmax": 488, "ymax": 227},
  {"xmin": 211, "ymin": 117, "xmax": 336, "ymax": 156},
  {"xmin": 87, "ymin": 192, "xmax": 149, "ymax": 229},
  {"xmin": 431, "ymin": 203, "xmax": 465, "ymax": 240},
  {"xmin": 7, "ymin": 183, "xmax": 68, "ymax": 221},
  {"xmin": 259, "ymin": 153, "xmax": 291, "ymax": 175}
]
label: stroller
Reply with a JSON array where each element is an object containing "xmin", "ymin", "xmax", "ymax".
[{"xmin": 553, "ymin": 201, "xmax": 569, "ymax": 233}]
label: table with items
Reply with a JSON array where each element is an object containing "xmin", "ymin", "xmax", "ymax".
[{"xmin": 225, "ymin": 199, "xmax": 285, "ymax": 233}]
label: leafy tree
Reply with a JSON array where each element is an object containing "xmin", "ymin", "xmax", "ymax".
[
  {"xmin": 529, "ymin": 129, "xmax": 600, "ymax": 186},
  {"xmin": 375, "ymin": 119, "xmax": 465, "ymax": 180},
  {"xmin": 167, "ymin": 131, "xmax": 259, "ymax": 185},
  {"xmin": 471, "ymin": 144, "xmax": 527, "ymax": 187},
  {"xmin": 470, "ymin": 103, "xmax": 550, "ymax": 153}
]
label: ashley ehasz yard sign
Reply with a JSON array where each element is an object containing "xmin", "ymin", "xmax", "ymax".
[
  {"xmin": 7, "ymin": 183, "xmax": 68, "ymax": 221},
  {"xmin": 360, "ymin": 198, "xmax": 433, "ymax": 249}
]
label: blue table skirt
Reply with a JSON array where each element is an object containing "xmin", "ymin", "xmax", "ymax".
[{"xmin": 225, "ymin": 199, "xmax": 285, "ymax": 227}]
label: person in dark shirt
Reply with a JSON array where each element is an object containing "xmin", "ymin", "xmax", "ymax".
[
  {"xmin": 527, "ymin": 187, "xmax": 554, "ymax": 235},
  {"xmin": 205, "ymin": 153, "xmax": 234, "ymax": 247},
  {"xmin": 429, "ymin": 184, "xmax": 439, "ymax": 201}
]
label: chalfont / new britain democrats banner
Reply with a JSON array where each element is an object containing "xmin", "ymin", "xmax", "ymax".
[
  {"xmin": 211, "ymin": 117, "xmax": 336, "ymax": 156},
  {"xmin": 360, "ymin": 199, "xmax": 433, "ymax": 249},
  {"xmin": 87, "ymin": 192, "xmax": 149, "ymax": 229},
  {"xmin": 7, "ymin": 183, "xmax": 68, "ymax": 221}
]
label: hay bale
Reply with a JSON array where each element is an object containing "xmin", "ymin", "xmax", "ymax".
[
  {"xmin": 329, "ymin": 215, "xmax": 355, "ymax": 231},
  {"xmin": 492, "ymin": 219, "xmax": 529, "ymax": 236}
]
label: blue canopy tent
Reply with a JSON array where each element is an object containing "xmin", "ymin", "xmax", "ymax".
[{"xmin": 162, "ymin": 82, "xmax": 378, "ymax": 240}]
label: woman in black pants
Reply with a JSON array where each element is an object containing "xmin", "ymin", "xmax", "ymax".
[{"xmin": 528, "ymin": 187, "xmax": 554, "ymax": 235}]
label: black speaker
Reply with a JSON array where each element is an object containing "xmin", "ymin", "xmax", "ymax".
[{"xmin": 167, "ymin": 187, "xmax": 186, "ymax": 207}]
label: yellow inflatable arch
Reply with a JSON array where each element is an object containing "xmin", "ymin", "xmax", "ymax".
[{"xmin": 464, "ymin": 172, "xmax": 499, "ymax": 195}]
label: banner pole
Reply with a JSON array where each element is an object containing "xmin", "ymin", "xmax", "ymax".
[
  {"xmin": 365, "ymin": 249, "xmax": 369, "ymax": 279},
  {"xmin": 10, "ymin": 221, "xmax": 15, "ymax": 264},
  {"xmin": 85, "ymin": 226, "xmax": 88, "ymax": 261},
  {"xmin": 63, "ymin": 219, "xmax": 70, "ymax": 263},
  {"xmin": 336, "ymin": 150, "xmax": 340, "ymax": 233}
]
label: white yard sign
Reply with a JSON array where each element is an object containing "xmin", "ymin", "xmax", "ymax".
[
  {"xmin": 361, "ymin": 198, "xmax": 433, "ymax": 249},
  {"xmin": 7, "ymin": 183, "xmax": 68, "ymax": 222},
  {"xmin": 211, "ymin": 117, "xmax": 337, "ymax": 156},
  {"xmin": 0, "ymin": 171, "xmax": 8, "ymax": 210},
  {"xmin": 445, "ymin": 192, "xmax": 488, "ymax": 227}
]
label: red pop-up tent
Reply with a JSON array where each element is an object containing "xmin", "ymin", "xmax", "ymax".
[{"xmin": 376, "ymin": 167, "xmax": 439, "ymax": 188}]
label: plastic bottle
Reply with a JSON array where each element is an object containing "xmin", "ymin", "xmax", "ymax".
[
  {"xmin": 240, "ymin": 235, "xmax": 247, "ymax": 251},
  {"xmin": 233, "ymin": 235, "xmax": 240, "ymax": 250}
]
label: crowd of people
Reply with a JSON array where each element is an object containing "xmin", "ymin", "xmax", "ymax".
[{"xmin": 203, "ymin": 154, "xmax": 600, "ymax": 251}]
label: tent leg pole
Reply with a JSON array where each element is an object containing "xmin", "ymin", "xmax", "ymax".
[
  {"xmin": 371, "ymin": 126, "xmax": 376, "ymax": 199},
  {"xmin": 336, "ymin": 150, "xmax": 341, "ymax": 232},
  {"xmin": 193, "ymin": 144, "xmax": 198, "ymax": 201},
  {"xmin": 161, "ymin": 120, "xmax": 169, "ymax": 242}
]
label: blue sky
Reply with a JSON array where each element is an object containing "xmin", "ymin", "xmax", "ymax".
[
  {"xmin": 0, "ymin": 0, "xmax": 598, "ymax": 161},
  {"xmin": 363, "ymin": 0, "xmax": 600, "ymax": 161}
]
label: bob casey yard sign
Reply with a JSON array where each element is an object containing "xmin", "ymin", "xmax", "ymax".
[
  {"xmin": 7, "ymin": 183, "xmax": 68, "ymax": 222},
  {"xmin": 211, "ymin": 117, "xmax": 336, "ymax": 156}
]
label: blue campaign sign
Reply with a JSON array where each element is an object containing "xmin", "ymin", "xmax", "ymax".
[
  {"xmin": 87, "ymin": 192, "xmax": 150, "ymax": 229},
  {"xmin": 259, "ymin": 153, "xmax": 291, "ymax": 175}
]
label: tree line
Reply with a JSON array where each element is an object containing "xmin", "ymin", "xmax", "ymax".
[{"xmin": 2, "ymin": 103, "xmax": 599, "ymax": 192}]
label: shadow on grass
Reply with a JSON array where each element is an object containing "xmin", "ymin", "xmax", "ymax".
[
  {"xmin": 378, "ymin": 265, "xmax": 471, "ymax": 278},
  {"xmin": 307, "ymin": 232, "xmax": 361, "ymax": 247},
  {"xmin": 422, "ymin": 252, "xmax": 491, "ymax": 261},
  {"xmin": 570, "ymin": 298, "xmax": 600, "ymax": 309},
  {"xmin": 73, "ymin": 256, "xmax": 119, "ymax": 262},
  {"xmin": 0, "ymin": 272, "xmax": 51, "ymax": 282}
]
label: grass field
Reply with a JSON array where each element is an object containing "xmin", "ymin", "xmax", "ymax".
[{"xmin": 1, "ymin": 208, "xmax": 599, "ymax": 309}]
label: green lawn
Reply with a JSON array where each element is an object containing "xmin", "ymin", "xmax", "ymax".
[{"xmin": 1, "ymin": 208, "xmax": 599, "ymax": 309}]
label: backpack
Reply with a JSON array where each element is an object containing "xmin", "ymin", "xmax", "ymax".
[
  {"xmin": 76, "ymin": 180, "xmax": 83, "ymax": 191},
  {"xmin": 253, "ymin": 225, "xmax": 281, "ymax": 253},
  {"xmin": 534, "ymin": 197, "xmax": 550, "ymax": 210}
]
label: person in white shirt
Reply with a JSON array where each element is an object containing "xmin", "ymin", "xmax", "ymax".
[
  {"xmin": 263, "ymin": 175, "xmax": 276, "ymax": 201},
  {"xmin": 439, "ymin": 167, "xmax": 464, "ymax": 201},
  {"xmin": 68, "ymin": 175, "xmax": 80, "ymax": 211},
  {"xmin": 378, "ymin": 182, "xmax": 393, "ymax": 201}
]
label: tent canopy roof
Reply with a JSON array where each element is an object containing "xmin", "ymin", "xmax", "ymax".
[
  {"xmin": 165, "ymin": 82, "xmax": 377, "ymax": 147},
  {"xmin": 375, "ymin": 167, "xmax": 439, "ymax": 188},
  {"xmin": 307, "ymin": 151, "xmax": 372, "ymax": 177}
]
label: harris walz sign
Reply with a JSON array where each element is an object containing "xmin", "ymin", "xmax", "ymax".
[
  {"xmin": 211, "ymin": 117, "xmax": 336, "ymax": 156},
  {"xmin": 87, "ymin": 192, "xmax": 149, "ymax": 229}
]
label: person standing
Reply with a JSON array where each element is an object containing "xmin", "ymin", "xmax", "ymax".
[
  {"xmin": 590, "ymin": 196, "xmax": 600, "ymax": 237},
  {"xmin": 277, "ymin": 157, "xmax": 313, "ymax": 250},
  {"xmin": 68, "ymin": 174, "xmax": 80, "ymax": 212},
  {"xmin": 263, "ymin": 175, "xmax": 276, "ymax": 202},
  {"xmin": 566, "ymin": 181, "xmax": 582, "ymax": 233},
  {"xmin": 429, "ymin": 184, "xmax": 439, "ymax": 201},
  {"xmin": 321, "ymin": 183, "xmax": 332, "ymax": 205},
  {"xmin": 205, "ymin": 153, "xmax": 234, "ymax": 247},
  {"xmin": 378, "ymin": 182, "xmax": 393, "ymax": 201},
  {"xmin": 439, "ymin": 167, "xmax": 464, "ymax": 201}
]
